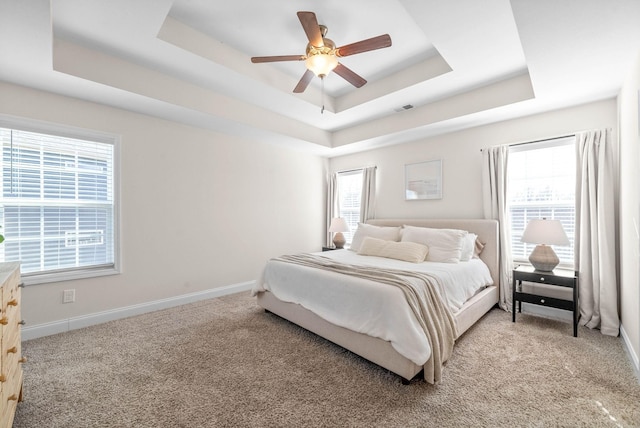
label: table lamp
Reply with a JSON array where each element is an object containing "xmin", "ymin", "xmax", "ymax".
[
  {"xmin": 328, "ymin": 217, "xmax": 349, "ymax": 249},
  {"xmin": 521, "ymin": 218, "xmax": 570, "ymax": 272}
]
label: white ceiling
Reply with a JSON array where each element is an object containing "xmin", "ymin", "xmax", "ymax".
[{"xmin": 1, "ymin": 0, "xmax": 639, "ymax": 157}]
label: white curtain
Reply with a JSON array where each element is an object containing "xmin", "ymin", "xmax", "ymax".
[
  {"xmin": 482, "ymin": 145, "xmax": 513, "ymax": 311},
  {"xmin": 326, "ymin": 172, "xmax": 339, "ymax": 247},
  {"xmin": 360, "ymin": 166, "xmax": 377, "ymax": 223},
  {"xmin": 575, "ymin": 129, "xmax": 619, "ymax": 336}
]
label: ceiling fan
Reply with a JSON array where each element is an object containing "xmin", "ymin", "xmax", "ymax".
[{"xmin": 251, "ymin": 11, "xmax": 392, "ymax": 93}]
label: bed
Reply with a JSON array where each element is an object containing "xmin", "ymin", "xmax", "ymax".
[{"xmin": 252, "ymin": 219, "xmax": 499, "ymax": 384}]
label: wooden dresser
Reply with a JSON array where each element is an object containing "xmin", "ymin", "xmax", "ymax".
[{"xmin": 0, "ymin": 263, "xmax": 24, "ymax": 428}]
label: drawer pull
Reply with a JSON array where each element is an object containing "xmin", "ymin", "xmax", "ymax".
[
  {"xmin": 8, "ymin": 394, "xmax": 18, "ymax": 401},
  {"xmin": 7, "ymin": 298, "xmax": 18, "ymax": 306},
  {"xmin": 0, "ymin": 374, "xmax": 5, "ymax": 382},
  {"xmin": 19, "ymin": 356, "xmax": 27, "ymax": 364},
  {"xmin": 0, "ymin": 317, "xmax": 7, "ymax": 325},
  {"xmin": 7, "ymin": 346, "xmax": 17, "ymax": 354},
  {"xmin": 19, "ymin": 320, "xmax": 26, "ymax": 325},
  {"xmin": 540, "ymin": 299, "xmax": 546, "ymax": 303},
  {"xmin": 540, "ymin": 277, "xmax": 545, "ymax": 281}
]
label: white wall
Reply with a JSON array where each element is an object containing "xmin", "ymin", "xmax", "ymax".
[
  {"xmin": 618, "ymin": 49, "xmax": 640, "ymax": 376},
  {"xmin": 329, "ymin": 100, "xmax": 617, "ymax": 220},
  {"xmin": 0, "ymin": 82, "xmax": 327, "ymax": 327},
  {"xmin": 329, "ymin": 99, "xmax": 619, "ymax": 325}
]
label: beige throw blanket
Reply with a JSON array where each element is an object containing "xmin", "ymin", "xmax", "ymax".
[{"xmin": 274, "ymin": 253, "xmax": 458, "ymax": 384}]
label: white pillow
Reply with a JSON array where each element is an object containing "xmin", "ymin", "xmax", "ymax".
[
  {"xmin": 460, "ymin": 233, "xmax": 478, "ymax": 262},
  {"xmin": 401, "ymin": 225, "xmax": 467, "ymax": 263},
  {"xmin": 350, "ymin": 223, "xmax": 401, "ymax": 252},
  {"xmin": 358, "ymin": 237, "xmax": 429, "ymax": 263}
]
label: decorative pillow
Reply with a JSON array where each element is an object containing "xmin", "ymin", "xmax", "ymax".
[
  {"xmin": 349, "ymin": 223, "xmax": 402, "ymax": 252},
  {"xmin": 473, "ymin": 238, "xmax": 486, "ymax": 259},
  {"xmin": 460, "ymin": 233, "xmax": 478, "ymax": 262},
  {"xmin": 401, "ymin": 225, "xmax": 467, "ymax": 263},
  {"xmin": 357, "ymin": 237, "xmax": 429, "ymax": 263}
]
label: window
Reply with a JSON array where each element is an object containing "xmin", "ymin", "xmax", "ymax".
[
  {"xmin": 0, "ymin": 120, "xmax": 119, "ymax": 284},
  {"xmin": 508, "ymin": 137, "xmax": 576, "ymax": 268},
  {"xmin": 336, "ymin": 169, "xmax": 363, "ymax": 244}
]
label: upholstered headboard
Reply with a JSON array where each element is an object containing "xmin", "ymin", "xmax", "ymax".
[{"xmin": 366, "ymin": 219, "xmax": 500, "ymax": 288}]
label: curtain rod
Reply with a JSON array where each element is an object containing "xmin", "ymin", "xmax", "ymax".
[
  {"xmin": 335, "ymin": 166, "xmax": 377, "ymax": 174},
  {"xmin": 480, "ymin": 134, "xmax": 575, "ymax": 152}
]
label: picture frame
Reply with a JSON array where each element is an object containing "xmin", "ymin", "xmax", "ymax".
[{"xmin": 405, "ymin": 159, "xmax": 442, "ymax": 200}]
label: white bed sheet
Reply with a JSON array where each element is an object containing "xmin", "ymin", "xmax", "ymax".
[{"xmin": 252, "ymin": 250, "xmax": 493, "ymax": 366}]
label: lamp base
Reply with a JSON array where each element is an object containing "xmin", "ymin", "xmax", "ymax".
[
  {"xmin": 528, "ymin": 244, "xmax": 559, "ymax": 272},
  {"xmin": 333, "ymin": 232, "xmax": 346, "ymax": 249}
]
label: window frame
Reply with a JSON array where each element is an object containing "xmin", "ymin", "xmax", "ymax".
[
  {"xmin": 508, "ymin": 136, "xmax": 576, "ymax": 270},
  {"xmin": 336, "ymin": 169, "xmax": 363, "ymax": 246},
  {"xmin": 0, "ymin": 115, "xmax": 121, "ymax": 285}
]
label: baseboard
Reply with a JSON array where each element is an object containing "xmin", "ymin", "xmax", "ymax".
[
  {"xmin": 22, "ymin": 281, "xmax": 255, "ymax": 341},
  {"xmin": 620, "ymin": 324, "xmax": 640, "ymax": 382}
]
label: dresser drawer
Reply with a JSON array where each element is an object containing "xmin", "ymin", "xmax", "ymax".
[
  {"xmin": 1, "ymin": 268, "xmax": 20, "ymax": 309},
  {"xmin": 2, "ymin": 288, "xmax": 21, "ymax": 324},
  {"xmin": 2, "ymin": 329, "xmax": 21, "ymax": 373},
  {"xmin": 2, "ymin": 352, "xmax": 22, "ymax": 395},
  {"xmin": 0, "ymin": 368, "xmax": 22, "ymax": 427}
]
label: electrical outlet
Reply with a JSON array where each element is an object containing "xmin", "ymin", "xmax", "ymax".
[{"xmin": 63, "ymin": 289, "xmax": 75, "ymax": 303}]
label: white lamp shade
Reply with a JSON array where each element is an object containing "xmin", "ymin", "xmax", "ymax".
[
  {"xmin": 328, "ymin": 217, "xmax": 350, "ymax": 233},
  {"xmin": 305, "ymin": 54, "xmax": 338, "ymax": 77},
  {"xmin": 521, "ymin": 219, "xmax": 570, "ymax": 246}
]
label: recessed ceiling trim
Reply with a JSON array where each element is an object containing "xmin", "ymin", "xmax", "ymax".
[
  {"xmin": 52, "ymin": 38, "xmax": 333, "ymax": 149},
  {"xmin": 157, "ymin": 16, "xmax": 454, "ymax": 116},
  {"xmin": 332, "ymin": 72, "xmax": 535, "ymax": 148}
]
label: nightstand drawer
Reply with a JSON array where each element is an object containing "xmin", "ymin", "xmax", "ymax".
[
  {"xmin": 514, "ymin": 270, "xmax": 575, "ymax": 287},
  {"xmin": 515, "ymin": 292, "xmax": 574, "ymax": 311}
]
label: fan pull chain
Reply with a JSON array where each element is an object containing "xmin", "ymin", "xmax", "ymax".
[{"xmin": 321, "ymin": 76, "xmax": 325, "ymax": 114}]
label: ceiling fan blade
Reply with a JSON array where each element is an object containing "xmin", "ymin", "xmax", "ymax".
[
  {"xmin": 336, "ymin": 34, "xmax": 392, "ymax": 57},
  {"xmin": 251, "ymin": 55, "xmax": 305, "ymax": 63},
  {"xmin": 297, "ymin": 11, "xmax": 324, "ymax": 47},
  {"xmin": 293, "ymin": 69, "xmax": 315, "ymax": 93},
  {"xmin": 333, "ymin": 63, "xmax": 367, "ymax": 88}
]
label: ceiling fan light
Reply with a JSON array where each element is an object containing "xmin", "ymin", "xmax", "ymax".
[{"xmin": 305, "ymin": 54, "xmax": 338, "ymax": 77}]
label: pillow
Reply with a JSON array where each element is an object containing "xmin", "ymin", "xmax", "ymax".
[
  {"xmin": 349, "ymin": 223, "xmax": 401, "ymax": 252},
  {"xmin": 460, "ymin": 233, "xmax": 478, "ymax": 262},
  {"xmin": 401, "ymin": 225, "xmax": 467, "ymax": 263},
  {"xmin": 473, "ymin": 238, "xmax": 486, "ymax": 259},
  {"xmin": 357, "ymin": 237, "xmax": 429, "ymax": 263}
]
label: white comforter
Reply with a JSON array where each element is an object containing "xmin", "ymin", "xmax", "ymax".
[{"xmin": 252, "ymin": 250, "xmax": 493, "ymax": 366}]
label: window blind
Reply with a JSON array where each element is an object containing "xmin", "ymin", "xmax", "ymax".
[
  {"xmin": 337, "ymin": 170, "xmax": 363, "ymax": 244},
  {"xmin": 0, "ymin": 127, "xmax": 115, "ymax": 278}
]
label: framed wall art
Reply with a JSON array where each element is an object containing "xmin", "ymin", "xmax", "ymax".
[{"xmin": 405, "ymin": 159, "xmax": 442, "ymax": 200}]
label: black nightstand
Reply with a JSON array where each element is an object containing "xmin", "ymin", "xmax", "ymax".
[
  {"xmin": 322, "ymin": 246, "xmax": 337, "ymax": 252},
  {"xmin": 512, "ymin": 266, "xmax": 579, "ymax": 337}
]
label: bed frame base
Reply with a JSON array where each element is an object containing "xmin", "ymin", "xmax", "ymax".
[{"xmin": 257, "ymin": 285, "xmax": 498, "ymax": 383}]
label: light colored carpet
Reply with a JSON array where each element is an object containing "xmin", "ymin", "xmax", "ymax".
[{"xmin": 14, "ymin": 292, "xmax": 640, "ymax": 427}]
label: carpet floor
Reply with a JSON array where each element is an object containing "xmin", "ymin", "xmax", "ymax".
[{"xmin": 13, "ymin": 292, "xmax": 640, "ymax": 427}]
